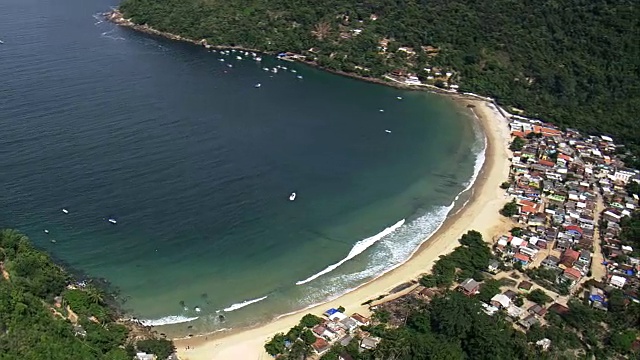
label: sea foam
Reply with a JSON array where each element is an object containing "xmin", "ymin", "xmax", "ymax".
[
  {"xmin": 295, "ymin": 219, "xmax": 406, "ymax": 285},
  {"xmin": 223, "ymin": 295, "xmax": 268, "ymax": 312},
  {"xmin": 139, "ymin": 315, "xmax": 199, "ymax": 327}
]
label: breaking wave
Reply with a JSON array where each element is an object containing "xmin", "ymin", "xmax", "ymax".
[
  {"xmin": 223, "ymin": 295, "xmax": 268, "ymax": 312},
  {"xmin": 139, "ymin": 315, "xmax": 199, "ymax": 327},
  {"xmin": 295, "ymin": 219, "xmax": 406, "ymax": 285}
]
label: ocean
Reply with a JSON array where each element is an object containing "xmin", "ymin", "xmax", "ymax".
[{"xmin": 0, "ymin": 0, "xmax": 483, "ymax": 334}]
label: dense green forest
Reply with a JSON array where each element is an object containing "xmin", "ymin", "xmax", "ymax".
[
  {"xmin": 0, "ymin": 229, "xmax": 175, "ymax": 360},
  {"xmin": 118, "ymin": 0, "xmax": 640, "ymax": 166}
]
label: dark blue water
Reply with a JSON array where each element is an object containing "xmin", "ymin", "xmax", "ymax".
[{"xmin": 0, "ymin": 0, "xmax": 480, "ymax": 332}]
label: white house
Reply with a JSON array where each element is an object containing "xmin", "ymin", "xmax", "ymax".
[{"xmin": 610, "ymin": 275, "xmax": 627, "ymax": 289}]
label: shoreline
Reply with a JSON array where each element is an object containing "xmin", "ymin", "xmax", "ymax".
[
  {"xmin": 104, "ymin": 10, "xmax": 514, "ymax": 359},
  {"xmin": 173, "ymin": 98, "xmax": 512, "ymax": 359}
]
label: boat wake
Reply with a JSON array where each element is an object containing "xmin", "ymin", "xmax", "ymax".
[
  {"xmin": 223, "ymin": 295, "xmax": 268, "ymax": 312},
  {"xmin": 139, "ymin": 315, "xmax": 199, "ymax": 327},
  {"xmin": 295, "ymin": 219, "xmax": 406, "ymax": 285}
]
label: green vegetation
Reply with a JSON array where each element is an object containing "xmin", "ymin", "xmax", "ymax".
[
  {"xmin": 500, "ymin": 181, "xmax": 511, "ymax": 190},
  {"xmin": 265, "ymin": 313, "xmax": 323, "ymax": 357},
  {"xmin": 299, "ymin": 313, "xmax": 323, "ymax": 328},
  {"xmin": 418, "ymin": 230, "xmax": 492, "ymax": 288},
  {"xmin": 500, "ymin": 199, "xmax": 519, "ymax": 217},
  {"xmin": 118, "ymin": 0, "xmax": 640, "ymax": 166},
  {"xmin": 510, "ymin": 136, "xmax": 526, "ymax": 152},
  {"xmin": 526, "ymin": 289, "xmax": 552, "ymax": 305},
  {"xmin": 0, "ymin": 229, "xmax": 174, "ymax": 360}
]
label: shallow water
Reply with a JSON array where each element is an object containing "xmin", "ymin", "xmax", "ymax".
[{"xmin": 0, "ymin": 0, "xmax": 480, "ymax": 333}]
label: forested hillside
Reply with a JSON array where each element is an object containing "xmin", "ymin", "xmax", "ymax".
[
  {"xmin": 0, "ymin": 229, "xmax": 175, "ymax": 360},
  {"xmin": 118, "ymin": 0, "xmax": 640, "ymax": 164}
]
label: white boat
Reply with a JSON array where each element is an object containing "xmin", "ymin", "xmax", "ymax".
[
  {"xmin": 219, "ymin": 58, "xmax": 225, "ymax": 62},
  {"xmin": 262, "ymin": 67, "xmax": 269, "ymax": 71},
  {"xmin": 397, "ymin": 96, "xmax": 403, "ymax": 100},
  {"xmin": 289, "ymin": 192, "xmax": 296, "ymax": 201},
  {"xmin": 236, "ymin": 56, "xmax": 242, "ymax": 60},
  {"xmin": 271, "ymin": 68, "xmax": 278, "ymax": 73},
  {"xmin": 291, "ymin": 69, "xmax": 297, "ymax": 73},
  {"xmin": 62, "ymin": 208, "xmax": 69, "ymax": 214},
  {"xmin": 255, "ymin": 57, "xmax": 262, "ymax": 61},
  {"xmin": 255, "ymin": 83, "xmax": 261, "ymax": 88},
  {"xmin": 0, "ymin": 40, "xmax": 4, "ymax": 44},
  {"xmin": 44, "ymin": 229, "xmax": 49, "ymax": 234},
  {"xmin": 296, "ymin": 75, "xmax": 303, "ymax": 79},
  {"xmin": 385, "ymin": 130, "xmax": 392, "ymax": 134},
  {"xmin": 227, "ymin": 64, "xmax": 233, "ymax": 68},
  {"xmin": 195, "ymin": 306, "xmax": 201, "ymax": 312},
  {"xmin": 108, "ymin": 218, "xmax": 117, "ymax": 224},
  {"xmin": 379, "ymin": 109, "xmax": 385, "ymax": 112}
]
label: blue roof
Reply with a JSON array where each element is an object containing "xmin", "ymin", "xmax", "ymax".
[{"xmin": 325, "ymin": 308, "xmax": 338, "ymax": 315}]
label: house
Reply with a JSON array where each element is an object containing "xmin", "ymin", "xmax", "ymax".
[
  {"xmin": 518, "ymin": 281, "xmax": 534, "ymax": 292},
  {"xmin": 360, "ymin": 336, "xmax": 380, "ymax": 350},
  {"xmin": 541, "ymin": 255, "xmax": 560, "ymax": 268},
  {"xmin": 490, "ymin": 294, "xmax": 512, "ymax": 309},
  {"xmin": 313, "ymin": 325, "xmax": 337, "ymax": 340},
  {"xmin": 560, "ymin": 248, "xmax": 580, "ymax": 267},
  {"xmin": 536, "ymin": 338, "xmax": 552, "ymax": 351},
  {"xmin": 340, "ymin": 317, "xmax": 358, "ymax": 332},
  {"xmin": 589, "ymin": 287, "xmax": 608, "ymax": 311},
  {"xmin": 459, "ymin": 278, "xmax": 480, "ymax": 296},
  {"xmin": 610, "ymin": 275, "xmax": 627, "ymax": 289},
  {"xmin": 519, "ymin": 314, "xmax": 540, "ymax": 329},
  {"xmin": 578, "ymin": 250, "xmax": 592, "ymax": 266},
  {"xmin": 136, "ymin": 353, "xmax": 156, "ymax": 360},
  {"xmin": 487, "ymin": 260, "xmax": 501, "ymax": 274},
  {"xmin": 548, "ymin": 303, "xmax": 570, "ymax": 315},
  {"xmin": 339, "ymin": 352, "xmax": 355, "ymax": 360},
  {"xmin": 312, "ymin": 337, "xmax": 331, "ymax": 354},
  {"xmin": 559, "ymin": 267, "xmax": 582, "ymax": 286},
  {"xmin": 514, "ymin": 253, "xmax": 531, "ymax": 267},
  {"xmin": 503, "ymin": 290, "xmax": 518, "ymax": 300},
  {"xmin": 351, "ymin": 313, "xmax": 370, "ymax": 326},
  {"xmin": 528, "ymin": 304, "xmax": 548, "ymax": 317}
]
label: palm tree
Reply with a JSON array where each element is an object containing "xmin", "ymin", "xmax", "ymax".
[
  {"xmin": 85, "ymin": 285, "xmax": 104, "ymax": 304},
  {"xmin": 311, "ymin": 22, "xmax": 331, "ymax": 40}
]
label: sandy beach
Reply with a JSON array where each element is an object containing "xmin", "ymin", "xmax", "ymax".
[{"xmin": 174, "ymin": 98, "xmax": 513, "ymax": 360}]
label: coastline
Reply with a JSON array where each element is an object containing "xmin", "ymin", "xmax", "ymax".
[
  {"xmin": 105, "ymin": 10, "xmax": 514, "ymax": 359},
  {"xmin": 173, "ymin": 98, "xmax": 513, "ymax": 360}
]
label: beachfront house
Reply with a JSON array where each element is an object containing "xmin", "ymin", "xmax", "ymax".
[
  {"xmin": 360, "ymin": 336, "xmax": 380, "ymax": 350},
  {"xmin": 459, "ymin": 278, "xmax": 480, "ymax": 296}
]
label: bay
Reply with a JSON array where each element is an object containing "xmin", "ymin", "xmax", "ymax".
[{"xmin": 0, "ymin": 0, "xmax": 481, "ymax": 333}]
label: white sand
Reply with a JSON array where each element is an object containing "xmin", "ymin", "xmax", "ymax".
[{"xmin": 175, "ymin": 99, "xmax": 513, "ymax": 360}]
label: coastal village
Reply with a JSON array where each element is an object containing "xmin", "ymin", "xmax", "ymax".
[{"xmin": 261, "ymin": 110, "xmax": 640, "ymax": 359}]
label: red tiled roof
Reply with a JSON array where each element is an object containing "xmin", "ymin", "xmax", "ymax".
[
  {"xmin": 521, "ymin": 205, "xmax": 537, "ymax": 214},
  {"xmin": 515, "ymin": 253, "xmax": 530, "ymax": 262},
  {"xmin": 563, "ymin": 267, "xmax": 582, "ymax": 280},
  {"xmin": 538, "ymin": 159, "xmax": 555, "ymax": 167},
  {"xmin": 512, "ymin": 131, "xmax": 525, "ymax": 138},
  {"xmin": 558, "ymin": 154, "xmax": 572, "ymax": 161},
  {"xmin": 564, "ymin": 248, "xmax": 580, "ymax": 260},
  {"xmin": 566, "ymin": 225, "xmax": 583, "ymax": 234}
]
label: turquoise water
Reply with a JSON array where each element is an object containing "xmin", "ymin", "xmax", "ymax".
[{"xmin": 0, "ymin": 0, "xmax": 481, "ymax": 334}]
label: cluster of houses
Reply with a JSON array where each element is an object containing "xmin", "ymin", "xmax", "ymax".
[
  {"xmin": 306, "ymin": 308, "xmax": 379, "ymax": 358},
  {"xmin": 496, "ymin": 117, "xmax": 640, "ymax": 307}
]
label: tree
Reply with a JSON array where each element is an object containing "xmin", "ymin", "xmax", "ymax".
[
  {"xmin": 500, "ymin": 181, "xmax": 511, "ymax": 189},
  {"xmin": 299, "ymin": 314, "xmax": 322, "ymax": 328},
  {"xmin": 509, "ymin": 136, "xmax": 526, "ymax": 151},
  {"xmin": 526, "ymin": 289, "xmax": 552, "ymax": 305},
  {"xmin": 301, "ymin": 329, "xmax": 317, "ymax": 345},
  {"xmin": 500, "ymin": 200, "xmax": 518, "ymax": 217},
  {"xmin": 136, "ymin": 339, "xmax": 175, "ymax": 359},
  {"xmin": 264, "ymin": 333, "xmax": 287, "ymax": 356},
  {"xmin": 477, "ymin": 279, "xmax": 501, "ymax": 303}
]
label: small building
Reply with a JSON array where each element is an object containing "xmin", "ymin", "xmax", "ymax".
[
  {"xmin": 518, "ymin": 314, "xmax": 540, "ymax": 329},
  {"xmin": 514, "ymin": 253, "xmax": 531, "ymax": 267},
  {"xmin": 518, "ymin": 281, "xmax": 534, "ymax": 292},
  {"xmin": 548, "ymin": 303, "xmax": 570, "ymax": 316},
  {"xmin": 136, "ymin": 353, "xmax": 156, "ymax": 360},
  {"xmin": 351, "ymin": 313, "xmax": 370, "ymax": 326},
  {"xmin": 459, "ymin": 278, "xmax": 480, "ymax": 296},
  {"xmin": 610, "ymin": 275, "xmax": 627, "ymax": 289},
  {"xmin": 339, "ymin": 317, "xmax": 358, "ymax": 332},
  {"xmin": 312, "ymin": 337, "xmax": 331, "ymax": 354},
  {"xmin": 339, "ymin": 352, "xmax": 355, "ymax": 360},
  {"xmin": 490, "ymin": 294, "xmax": 512, "ymax": 309},
  {"xmin": 559, "ymin": 267, "xmax": 582, "ymax": 286},
  {"xmin": 541, "ymin": 255, "xmax": 560, "ymax": 268},
  {"xmin": 528, "ymin": 304, "xmax": 548, "ymax": 317},
  {"xmin": 487, "ymin": 260, "xmax": 501, "ymax": 274},
  {"xmin": 578, "ymin": 250, "xmax": 592, "ymax": 266},
  {"xmin": 360, "ymin": 336, "xmax": 380, "ymax": 350},
  {"xmin": 536, "ymin": 338, "xmax": 552, "ymax": 351}
]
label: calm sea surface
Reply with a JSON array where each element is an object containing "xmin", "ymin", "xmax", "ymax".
[{"xmin": 0, "ymin": 0, "xmax": 481, "ymax": 333}]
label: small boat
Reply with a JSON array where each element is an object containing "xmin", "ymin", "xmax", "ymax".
[
  {"xmin": 262, "ymin": 67, "xmax": 269, "ymax": 71},
  {"xmin": 397, "ymin": 96, "xmax": 403, "ymax": 100},
  {"xmin": 194, "ymin": 306, "xmax": 201, "ymax": 312},
  {"xmin": 219, "ymin": 58, "xmax": 225, "ymax": 62},
  {"xmin": 108, "ymin": 218, "xmax": 117, "ymax": 224},
  {"xmin": 296, "ymin": 75, "xmax": 303, "ymax": 79},
  {"xmin": 62, "ymin": 208, "xmax": 69, "ymax": 214},
  {"xmin": 385, "ymin": 130, "xmax": 392, "ymax": 134},
  {"xmin": 379, "ymin": 109, "xmax": 385, "ymax": 112},
  {"xmin": 44, "ymin": 229, "xmax": 49, "ymax": 234},
  {"xmin": 289, "ymin": 192, "xmax": 297, "ymax": 201},
  {"xmin": 291, "ymin": 69, "xmax": 297, "ymax": 73},
  {"xmin": 255, "ymin": 57, "xmax": 262, "ymax": 61},
  {"xmin": 236, "ymin": 56, "xmax": 242, "ymax": 60},
  {"xmin": 51, "ymin": 239, "xmax": 57, "ymax": 244},
  {"xmin": 227, "ymin": 64, "xmax": 233, "ymax": 68},
  {"xmin": 254, "ymin": 83, "xmax": 261, "ymax": 88},
  {"xmin": 271, "ymin": 68, "xmax": 278, "ymax": 73},
  {"xmin": 0, "ymin": 40, "xmax": 4, "ymax": 44}
]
